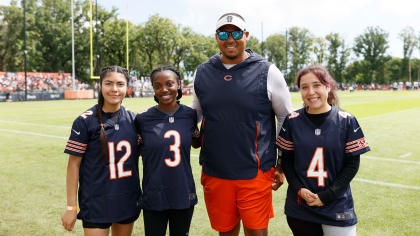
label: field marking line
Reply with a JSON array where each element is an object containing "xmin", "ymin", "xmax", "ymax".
[
  {"xmin": 399, "ymin": 152, "xmax": 412, "ymax": 158},
  {"xmin": 354, "ymin": 178, "xmax": 420, "ymax": 190},
  {"xmin": 0, "ymin": 120, "xmax": 68, "ymax": 129},
  {"xmin": 0, "ymin": 128, "xmax": 67, "ymax": 140},
  {"xmin": 363, "ymin": 155, "xmax": 419, "ymax": 165}
]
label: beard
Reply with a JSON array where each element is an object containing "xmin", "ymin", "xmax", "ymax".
[{"xmin": 222, "ymin": 52, "xmax": 239, "ymax": 60}]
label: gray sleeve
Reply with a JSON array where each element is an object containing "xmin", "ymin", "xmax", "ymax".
[
  {"xmin": 191, "ymin": 70, "xmax": 203, "ymax": 123},
  {"xmin": 267, "ymin": 64, "xmax": 294, "ymax": 133}
]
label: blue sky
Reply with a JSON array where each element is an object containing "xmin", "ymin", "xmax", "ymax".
[{"xmin": 2, "ymin": 0, "xmax": 420, "ymax": 58}]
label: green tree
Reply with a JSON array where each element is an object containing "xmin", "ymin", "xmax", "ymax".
[
  {"xmin": 383, "ymin": 58, "xmax": 402, "ymax": 83},
  {"xmin": 312, "ymin": 37, "xmax": 326, "ymax": 64},
  {"xmin": 288, "ymin": 27, "xmax": 313, "ymax": 84},
  {"xmin": 353, "ymin": 26, "xmax": 390, "ymax": 84},
  {"xmin": 325, "ymin": 33, "xmax": 350, "ymax": 83},
  {"xmin": 265, "ymin": 33, "xmax": 287, "ymax": 73},
  {"xmin": 0, "ymin": 1, "xmax": 24, "ymax": 71},
  {"xmin": 246, "ymin": 35, "xmax": 262, "ymax": 55},
  {"xmin": 183, "ymin": 34, "xmax": 217, "ymax": 77},
  {"xmin": 398, "ymin": 27, "xmax": 417, "ymax": 82}
]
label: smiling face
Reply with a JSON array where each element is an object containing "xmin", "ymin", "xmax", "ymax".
[
  {"xmin": 299, "ymin": 72, "xmax": 331, "ymax": 114},
  {"xmin": 152, "ymin": 70, "xmax": 180, "ymax": 110},
  {"xmin": 216, "ymin": 24, "xmax": 249, "ymax": 64},
  {"xmin": 101, "ymin": 72, "xmax": 127, "ymax": 112}
]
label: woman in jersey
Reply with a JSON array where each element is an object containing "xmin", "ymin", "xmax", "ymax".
[
  {"xmin": 276, "ymin": 65, "xmax": 370, "ymax": 236},
  {"xmin": 134, "ymin": 65, "xmax": 200, "ymax": 236},
  {"xmin": 61, "ymin": 66, "xmax": 141, "ymax": 236}
]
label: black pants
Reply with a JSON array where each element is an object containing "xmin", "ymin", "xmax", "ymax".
[
  {"xmin": 287, "ymin": 215, "xmax": 323, "ymax": 236},
  {"xmin": 143, "ymin": 206, "xmax": 194, "ymax": 236}
]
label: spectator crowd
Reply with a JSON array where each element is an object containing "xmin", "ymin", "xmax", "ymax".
[{"xmin": 0, "ymin": 72, "xmax": 90, "ymax": 93}]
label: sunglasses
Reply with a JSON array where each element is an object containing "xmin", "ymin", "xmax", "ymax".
[{"xmin": 217, "ymin": 31, "xmax": 244, "ymax": 40}]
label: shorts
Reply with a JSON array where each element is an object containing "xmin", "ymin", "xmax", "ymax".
[
  {"xmin": 201, "ymin": 168, "xmax": 275, "ymax": 232},
  {"xmin": 82, "ymin": 214, "xmax": 139, "ymax": 229}
]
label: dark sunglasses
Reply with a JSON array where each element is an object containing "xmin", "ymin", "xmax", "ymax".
[{"xmin": 217, "ymin": 31, "xmax": 244, "ymax": 40}]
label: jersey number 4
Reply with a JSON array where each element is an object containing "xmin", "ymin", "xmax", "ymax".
[
  {"xmin": 164, "ymin": 130, "xmax": 181, "ymax": 167},
  {"xmin": 108, "ymin": 141, "xmax": 132, "ymax": 179},
  {"xmin": 307, "ymin": 147, "xmax": 328, "ymax": 186}
]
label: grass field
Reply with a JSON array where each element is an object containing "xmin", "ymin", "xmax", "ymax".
[{"xmin": 0, "ymin": 90, "xmax": 419, "ymax": 235}]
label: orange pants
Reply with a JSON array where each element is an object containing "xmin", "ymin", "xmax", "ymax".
[{"xmin": 201, "ymin": 168, "xmax": 275, "ymax": 232}]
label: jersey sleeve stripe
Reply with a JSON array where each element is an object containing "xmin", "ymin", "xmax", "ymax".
[
  {"xmin": 276, "ymin": 141, "xmax": 294, "ymax": 151},
  {"xmin": 276, "ymin": 139, "xmax": 294, "ymax": 148},
  {"xmin": 345, "ymin": 144, "xmax": 369, "ymax": 153},
  {"xmin": 68, "ymin": 140, "xmax": 87, "ymax": 147},
  {"xmin": 65, "ymin": 146, "xmax": 85, "ymax": 154},
  {"xmin": 66, "ymin": 143, "xmax": 87, "ymax": 150},
  {"xmin": 345, "ymin": 143, "xmax": 360, "ymax": 150},
  {"xmin": 277, "ymin": 136, "xmax": 294, "ymax": 145}
]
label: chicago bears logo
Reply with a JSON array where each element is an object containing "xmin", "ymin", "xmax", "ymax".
[
  {"xmin": 227, "ymin": 15, "xmax": 233, "ymax": 22},
  {"xmin": 224, "ymin": 75, "xmax": 232, "ymax": 81}
]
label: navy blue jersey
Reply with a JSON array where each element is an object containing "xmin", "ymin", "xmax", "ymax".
[
  {"xmin": 64, "ymin": 105, "xmax": 141, "ymax": 223},
  {"xmin": 276, "ymin": 106, "xmax": 370, "ymax": 226},
  {"xmin": 134, "ymin": 104, "xmax": 198, "ymax": 211}
]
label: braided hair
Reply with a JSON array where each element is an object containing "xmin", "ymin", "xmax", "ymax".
[
  {"xmin": 150, "ymin": 65, "xmax": 182, "ymax": 104},
  {"xmin": 96, "ymin": 65, "xmax": 130, "ymax": 161}
]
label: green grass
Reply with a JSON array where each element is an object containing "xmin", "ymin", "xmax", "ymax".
[{"xmin": 0, "ymin": 90, "xmax": 420, "ymax": 235}]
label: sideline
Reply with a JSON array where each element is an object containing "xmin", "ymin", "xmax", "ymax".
[
  {"xmin": 0, "ymin": 128, "xmax": 67, "ymax": 140},
  {"xmin": 362, "ymin": 155, "xmax": 420, "ymax": 165},
  {"xmin": 354, "ymin": 178, "xmax": 420, "ymax": 190},
  {"xmin": 0, "ymin": 119, "xmax": 68, "ymax": 129}
]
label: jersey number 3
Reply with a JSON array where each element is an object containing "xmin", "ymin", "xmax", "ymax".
[
  {"xmin": 307, "ymin": 147, "xmax": 328, "ymax": 186},
  {"xmin": 108, "ymin": 141, "xmax": 132, "ymax": 179},
  {"xmin": 164, "ymin": 130, "xmax": 181, "ymax": 167}
]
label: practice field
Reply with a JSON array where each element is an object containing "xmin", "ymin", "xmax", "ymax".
[{"xmin": 0, "ymin": 90, "xmax": 419, "ymax": 235}]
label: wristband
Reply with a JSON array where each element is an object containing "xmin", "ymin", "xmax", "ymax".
[{"xmin": 66, "ymin": 206, "xmax": 77, "ymax": 211}]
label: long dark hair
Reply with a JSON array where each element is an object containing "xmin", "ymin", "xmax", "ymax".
[
  {"xmin": 96, "ymin": 65, "xmax": 130, "ymax": 161},
  {"xmin": 296, "ymin": 64, "xmax": 339, "ymax": 107},
  {"xmin": 150, "ymin": 65, "xmax": 182, "ymax": 104}
]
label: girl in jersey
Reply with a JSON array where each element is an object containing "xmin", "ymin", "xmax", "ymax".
[
  {"xmin": 61, "ymin": 66, "xmax": 141, "ymax": 236},
  {"xmin": 276, "ymin": 65, "xmax": 370, "ymax": 236},
  {"xmin": 134, "ymin": 65, "xmax": 200, "ymax": 236}
]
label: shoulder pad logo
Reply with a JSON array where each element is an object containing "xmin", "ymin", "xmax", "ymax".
[
  {"xmin": 80, "ymin": 110, "xmax": 94, "ymax": 119},
  {"xmin": 338, "ymin": 111, "xmax": 351, "ymax": 118},
  {"xmin": 288, "ymin": 111, "xmax": 300, "ymax": 119}
]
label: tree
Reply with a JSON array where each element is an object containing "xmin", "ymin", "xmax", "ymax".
[
  {"xmin": 353, "ymin": 26, "xmax": 390, "ymax": 84},
  {"xmin": 325, "ymin": 33, "xmax": 350, "ymax": 83},
  {"xmin": 383, "ymin": 58, "xmax": 402, "ymax": 83},
  {"xmin": 287, "ymin": 27, "xmax": 313, "ymax": 84},
  {"xmin": 183, "ymin": 34, "xmax": 217, "ymax": 77},
  {"xmin": 265, "ymin": 33, "xmax": 287, "ymax": 73},
  {"xmin": 0, "ymin": 1, "xmax": 23, "ymax": 71},
  {"xmin": 399, "ymin": 27, "xmax": 418, "ymax": 83},
  {"xmin": 312, "ymin": 37, "xmax": 326, "ymax": 64},
  {"xmin": 246, "ymin": 36, "xmax": 262, "ymax": 55}
]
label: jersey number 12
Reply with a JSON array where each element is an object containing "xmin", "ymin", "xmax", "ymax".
[
  {"xmin": 108, "ymin": 141, "xmax": 132, "ymax": 179},
  {"xmin": 307, "ymin": 147, "xmax": 328, "ymax": 186}
]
